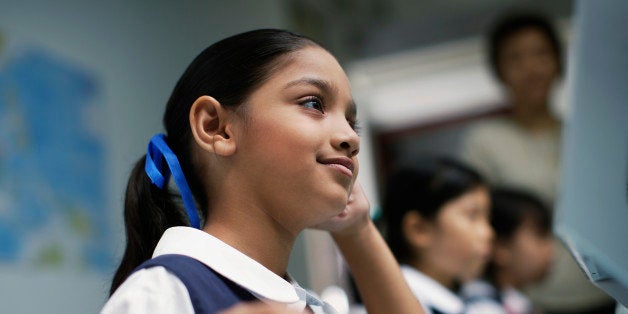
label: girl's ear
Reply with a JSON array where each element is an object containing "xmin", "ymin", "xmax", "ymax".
[
  {"xmin": 402, "ymin": 211, "xmax": 433, "ymax": 250},
  {"xmin": 189, "ymin": 96, "xmax": 237, "ymax": 156}
]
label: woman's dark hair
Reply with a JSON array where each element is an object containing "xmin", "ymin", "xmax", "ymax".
[
  {"xmin": 109, "ymin": 29, "xmax": 318, "ymax": 295},
  {"xmin": 490, "ymin": 187, "xmax": 553, "ymax": 241},
  {"xmin": 380, "ymin": 157, "xmax": 486, "ymax": 264},
  {"xmin": 488, "ymin": 11, "xmax": 563, "ymax": 82}
]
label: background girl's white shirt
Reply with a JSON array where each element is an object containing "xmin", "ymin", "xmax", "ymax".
[
  {"xmin": 461, "ymin": 280, "xmax": 506, "ymax": 314},
  {"xmin": 400, "ymin": 264, "xmax": 465, "ymax": 314}
]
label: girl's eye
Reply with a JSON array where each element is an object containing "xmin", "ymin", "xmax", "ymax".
[{"xmin": 299, "ymin": 97, "xmax": 324, "ymax": 113}]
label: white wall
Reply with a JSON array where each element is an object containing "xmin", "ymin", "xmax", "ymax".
[{"xmin": 0, "ymin": 1, "xmax": 286, "ymax": 312}]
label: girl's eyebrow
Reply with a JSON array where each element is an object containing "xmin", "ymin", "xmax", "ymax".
[
  {"xmin": 284, "ymin": 77, "xmax": 337, "ymax": 94},
  {"xmin": 284, "ymin": 77, "xmax": 357, "ymax": 116}
]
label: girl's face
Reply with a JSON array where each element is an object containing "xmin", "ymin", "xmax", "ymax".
[
  {"xmin": 496, "ymin": 219, "xmax": 555, "ymax": 287},
  {"xmin": 229, "ymin": 46, "xmax": 360, "ymax": 234},
  {"xmin": 498, "ymin": 27, "xmax": 559, "ymax": 106},
  {"xmin": 421, "ymin": 187, "xmax": 493, "ymax": 286}
]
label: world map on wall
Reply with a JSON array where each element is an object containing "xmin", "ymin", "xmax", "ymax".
[{"xmin": 0, "ymin": 45, "xmax": 112, "ymax": 273}]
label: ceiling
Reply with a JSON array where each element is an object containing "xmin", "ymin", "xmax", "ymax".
[{"xmin": 286, "ymin": 0, "xmax": 573, "ymax": 63}]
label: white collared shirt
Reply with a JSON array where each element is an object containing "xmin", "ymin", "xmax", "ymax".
[
  {"xmin": 501, "ymin": 287, "xmax": 533, "ymax": 314},
  {"xmin": 102, "ymin": 227, "xmax": 335, "ymax": 313},
  {"xmin": 400, "ymin": 265, "xmax": 465, "ymax": 314},
  {"xmin": 462, "ymin": 280, "xmax": 533, "ymax": 314}
]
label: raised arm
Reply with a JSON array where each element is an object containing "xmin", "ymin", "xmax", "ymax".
[{"xmin": 317, "ymin": 183, "xmax": 424, "ymax": 314}]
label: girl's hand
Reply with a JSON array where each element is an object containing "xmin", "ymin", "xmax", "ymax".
[{"xmin": 313, "ymin": 182, "xmax": 371, "ymax": 237}]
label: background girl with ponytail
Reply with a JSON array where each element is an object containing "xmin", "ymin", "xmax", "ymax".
[{"xmin": 101, "ymin": 29, "xmax": 423, "ymax": 314}]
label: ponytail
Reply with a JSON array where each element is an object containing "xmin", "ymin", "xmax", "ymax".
[
  {"xmin": 109, "ymin": 155, "xmax": 187, "ymax": 295},
  {"xmin": 110, "ymin": 133, "xmax": 204, "ymax": 295}
]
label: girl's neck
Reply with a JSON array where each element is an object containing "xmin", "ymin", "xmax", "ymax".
[
  {"xmin": 411, "ymin": 261, "xmax": 456, "ymax": 290},
  {"xmin": 494, "ymin": 269, "xmax": 522, "ymax": 290},
  {"xmin": 203, "ymin": 205, "xmax": 296, "ymax": 277}
]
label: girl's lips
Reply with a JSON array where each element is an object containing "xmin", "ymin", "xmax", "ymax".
[
  {"xmin": 319, "ymin": 157, "xmax": 354, "ymax": 178},
  {"xmin": 325, "ymin": 163, "xmax": 353, "ymax": 178}
]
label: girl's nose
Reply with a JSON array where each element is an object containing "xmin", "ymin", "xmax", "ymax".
[{"xmin": 332, "ymin": 122, "xmax": 360, "ymax": 158}]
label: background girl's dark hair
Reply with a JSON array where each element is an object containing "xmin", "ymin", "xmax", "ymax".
[
  {"xmin": 487, "ymin": 11, "xmax": 563, "ymax": 81},
  {"xmin": 109, "ymin": 29, "xmax": 318, "ymax": 295},
  {"xmin": 380, "ymin": 157, "xmax": 486, "ymax": 264},
  {"xmin": 490, "ymin": 187, "xmax": 552, "ymax": 240}
]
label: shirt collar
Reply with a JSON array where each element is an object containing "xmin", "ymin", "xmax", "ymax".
[
  {"xmin": 152, "ymin": 226, "xmax": 301, "ymax": 305},
  {"xmin": 401, "ymin": 265, "xmax": 464, "ymax": 314},
  {"xmin": 502, "ymin": 286, "xmax": 532, "ymax": 313}
]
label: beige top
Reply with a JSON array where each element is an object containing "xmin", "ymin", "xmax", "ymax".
[
  {"xmin": 461, "ymin": 117, "xmax": 560, "ymax": 204},
  {"xmin": 460, "ymin": 117, "xmax": 613, "ymax": 311}
]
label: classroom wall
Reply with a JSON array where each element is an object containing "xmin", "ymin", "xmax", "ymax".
[{"xmin": 0, "ymin": 1, "xmax": 287, "ymax": 312}]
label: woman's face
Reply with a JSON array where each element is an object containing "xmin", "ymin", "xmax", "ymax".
[
  {"xmin": 228, "ymin": 46, "xmax": 360, "ymax": 234},
  {"xmin": 498, "ymin": 27, "xmax": 559, "ymax": 107},
  {"xmin": 422, "ymin": 186, "xmax": 493, "ymax": 286}
]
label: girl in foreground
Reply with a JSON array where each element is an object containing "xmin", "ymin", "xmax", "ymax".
[{"xmin": 101, "ymin": 29, "xmax": 422, "ymax": 314}]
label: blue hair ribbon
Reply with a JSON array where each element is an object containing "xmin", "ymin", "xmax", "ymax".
[{"xmin": 145, "ymin": 133, "xmax": 201, "ymax": 229}]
